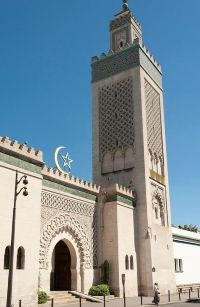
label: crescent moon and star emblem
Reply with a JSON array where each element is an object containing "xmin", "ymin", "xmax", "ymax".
[{"xmin": 54, "ymin": 146, "xmax": 73, "ymax": 174}]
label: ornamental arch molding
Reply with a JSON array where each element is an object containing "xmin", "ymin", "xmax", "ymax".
[
  {"xmin": 151, "ymin": 187, "xmax": 166, "ymax": 226},
  {"xmin": 39, "ymin": 214, "xmax": 92, "ymax": 270},
  {"xmin": 152, "ymin": 188, "xmax": 163, "ymax": 205}
]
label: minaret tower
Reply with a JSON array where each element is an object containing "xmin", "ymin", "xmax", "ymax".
[{"xmin": 92, "ymin": 1, "xmax": 176, "ymax": 295}]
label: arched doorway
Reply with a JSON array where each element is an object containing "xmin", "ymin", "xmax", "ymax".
[{"xmin": 53, "ymin": 240, "xmax": 71, "ymax": 290}]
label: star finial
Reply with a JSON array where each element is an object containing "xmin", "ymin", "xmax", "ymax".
[
  {"xmin": 61, "ymin": 152, "xmax": 73, "ymax": 171},
  {"xmin": 122, "ymin": 0, "xmax": 129, "ymax": 11}
]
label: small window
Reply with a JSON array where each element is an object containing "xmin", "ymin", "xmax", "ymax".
[
  {"xmin": 16, "ymin": 247, "xmax": 25, "ymax": 270},
  {"xmin": 174, "ymin": 258, "xmax": 179, "ymax": 272},
  {"xmin": 174, "ymin": 258, "xmax": 183, "ymax": 273},
  {"xmin": 179, "ymin": 259, "xmax": 183, "ymax": 272},
  {"xmin": 4, "ymin": 246, "xmax": 10, "ymax": 269},
  {"xmin": 130, "ymin": 255, "xmax": 134, "ymax": 270},
  {"xmin": 120, "ymin": 41, "xmax": 124, "ymax": 48},
  {"xmin": 125, "ymin": 255, "xmax": 129, "ymax": 270}
]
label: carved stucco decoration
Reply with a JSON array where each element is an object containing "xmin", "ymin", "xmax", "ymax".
[
  {"xmin": 41, "ymin": 191, "xmax": 95, "ymax": 218},
  {"xmin": 151, "ymin": 185, "xmax": 166, "ymax": 227},
  {"xmin": 39, "ymin": 213, "xmax": 93, "ymax": 270},
  {"xmin": 40, "ymin": 190, "xmax": 98, "ymax": 268},
  {"xmin": 152, "ymin": 188, "xmax": 163, "ymax": 206}
]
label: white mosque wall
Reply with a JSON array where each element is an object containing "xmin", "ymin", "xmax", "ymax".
[
  {"xmin": 0, "ymin": 162, "xmax": 43, "ymax": 307},
  {"xmin": 172, "ymin": 227, "xmax": 200, "ymax": 286}
]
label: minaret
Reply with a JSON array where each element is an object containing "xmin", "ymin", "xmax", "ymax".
[{"xmin": 92, "ymin": 1, "xmax": 176, "ymax": 295}]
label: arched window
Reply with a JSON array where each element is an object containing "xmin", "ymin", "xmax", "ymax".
[
  {"xmin": 125, "ymin": 255, "xmax": 129, "ymax": 270},
  {"xmin": 4, "ymin": 246, "xmax": 10, "ymax": 269},
  {"xmin": 130, "ymin": 255, "xmax": 134, "ymax": 270},
  {"xmin": 16, "ymin": 247, "xmax": 25, "ymax": 270}
]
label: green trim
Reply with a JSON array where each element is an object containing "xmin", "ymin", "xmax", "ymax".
[
  {"xmin": 43, "ymin": 179, "xmax": 97, "ymax": 201},
  {"xmin": 93, "ymin": 45, "xmax": 136, "ymax": 64},
  {"xmin": 106, "ymin": 194, "xmax": 134, "ymax": 207},
  {"xmin": 139, "ymin": 47, "xmax": 162, "ymax": 88},
  {"xmin": 91, "ymin": 45, "xmax": 162, "ymax": 88},
  {"xmin": 118, "ymin": 195, "xmax": 134, "ymax": 207},
  {"xmin": 92, "ymin": 46, "xmax": 139, "ymax": 83},
  {"xmin": 0, "ymin": 152, "xmax": 41, "ymax": 174}
]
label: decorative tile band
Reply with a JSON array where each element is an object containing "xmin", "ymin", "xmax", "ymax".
[
  {"xmin": 0, "ymin": 152, "xmax": 42, "ymax": 174},
  {"xmin": 106, "ymin": 194, "xmax": 135, "ymax": 207},
  {"xmin": 42, "ymin": 179, "xmax": 97, "ymax": 202},
  {"xmin": 92, "ymin": 46, "xmax": 139, "ymax": 83},
  {"xmin": 92, "ymin": 45, "xmax": 162, "ymax": 88}
]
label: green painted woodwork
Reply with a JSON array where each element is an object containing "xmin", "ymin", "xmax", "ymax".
[{"xmin": 43, "ymin": 179, "xmax": 97, "ymax": 202}]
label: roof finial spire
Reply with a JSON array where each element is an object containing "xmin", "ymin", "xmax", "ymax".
[{"xmin": 122, "ymin": 0, "xmax": 129, "ymax": 11}]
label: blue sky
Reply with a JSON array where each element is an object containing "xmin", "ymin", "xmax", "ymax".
[{"xmin": 0, "ymin": 0, "xmax": 200, "ymax": 228}]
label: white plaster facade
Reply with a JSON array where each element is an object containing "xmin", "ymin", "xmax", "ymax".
[
  {"xmin": 172, "ymin": 227, "xmax": 200, "ymax": 285},
  {"xmin": 0, "ymin": 142, "xmax": 43, "ymax": 307}
]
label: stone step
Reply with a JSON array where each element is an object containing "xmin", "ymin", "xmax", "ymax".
[
  {"xmin": 48, "ymin": 294, "xmax": 74, "ymax": 299},
  {"xmin": 47, "ymin": 291, "xmax": 86, "ymax": 305},
  {"xmin": 48, "ymin": 292, "xmax": 73, "ymax": 297},
  {"xmin": 48, "ymin": 296, "xmax": 77, "ymax": 302}
]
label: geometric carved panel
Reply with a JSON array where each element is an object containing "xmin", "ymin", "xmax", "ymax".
[
  {"xmin": 39, "ymin": 213, "xmax": 92, "ymax": 269},
  {"xmin": 99, "ymin": 77, "xmax": 134, "ymax": 160},
  {"xmin": 41, "ymin": 191, "xmax": 95, "ymax": 218},
  {"xmin": 145, "ymin": 79, "xmax": 163, "ymax": 160},
  {"xmin": 40, "ymin": 191, "xmax": 98, "ymax": 269},
  {"xmin": 151, "ymin": 182, "xmax": 168, "ymax": 227}
]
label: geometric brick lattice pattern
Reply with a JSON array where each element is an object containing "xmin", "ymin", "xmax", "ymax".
[
  {"xmin": 99, "ymin": 77, "xmax": 134, "ymax": 160},
  {"xmin": 145, "ymin": 79, "xmax": 163, "ymax": 160}
]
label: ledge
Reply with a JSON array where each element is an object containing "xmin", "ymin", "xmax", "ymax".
[{"xmin": 42, "ymin": 165, "xmax": 100, "ymax": 198}]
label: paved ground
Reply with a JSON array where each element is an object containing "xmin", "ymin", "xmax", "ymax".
[
  {"xmin": 161, "ymin": 304, "xmax": 200, "ymax": 307},
  {"xmin": 40, "ymin": 292, "xmax": 200, "ymax": 307}
]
